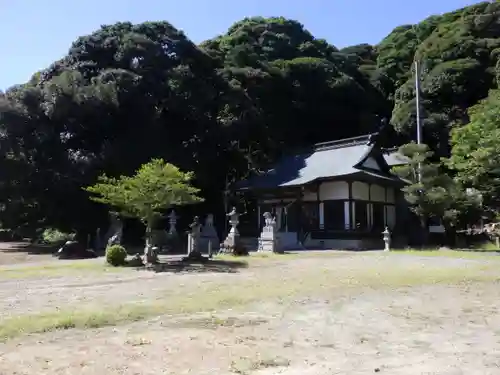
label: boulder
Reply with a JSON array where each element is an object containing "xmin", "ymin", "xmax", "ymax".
[{"xmin": 56, "ymin": 241, "xmax": 98, "ymax": 259}]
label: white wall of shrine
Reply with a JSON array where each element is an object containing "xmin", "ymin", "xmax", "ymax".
[
  {"xmin": 319, "ymin": 181, "xmax": 349, "ymax": 200},
  {"xmin": 258, "ymin": 180, "xmax": 398, "ymax": 239},
  {"xmin": 317, "ymin": 180, "xmax": 397, "ymax": 232},
  {"xmin": 261, "ymin": 181, "xmax": 396, "ymax": 205}
]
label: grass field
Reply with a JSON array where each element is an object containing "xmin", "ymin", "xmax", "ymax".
[{"xmin": 0, "ymin": 249, "xmax": 499, "ymax": 374}]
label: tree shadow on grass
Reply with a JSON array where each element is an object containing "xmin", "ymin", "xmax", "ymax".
[{"xmin": 142, "ymin": 257, "xmax": 249, "ymax": 274}]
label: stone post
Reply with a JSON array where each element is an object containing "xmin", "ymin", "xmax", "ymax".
[{"xmin": 382, "ymin": 227, "xmax": 391, "ymax": 252}]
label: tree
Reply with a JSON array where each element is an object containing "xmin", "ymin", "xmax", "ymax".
[
  {"xmin": 393, "ymin": 143, "xmax": 480, "ymax": 245},
  {"xmin": 85, "ymin": 159, "xmax": 203, "ymax": 256},
  {"xmin": 1, "ymin": 3, "xmax": 499, "ymax": 238},
  {"xmin": 388, "ymin": 1, "xmax": 500, "ymax": 157},
  {"xmin": 448, "ymin": 89, "xmax": 500, "ymax": 217}
]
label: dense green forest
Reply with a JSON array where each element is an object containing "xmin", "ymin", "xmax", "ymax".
[{"xmin": 1, "ymin": 1, "xmax": 500, "ymax": 237}]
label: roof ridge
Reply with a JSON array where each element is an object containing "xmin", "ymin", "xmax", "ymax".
[{"xmin": 314, "ymin": 133, "xmax": 375, "ymax": 151}]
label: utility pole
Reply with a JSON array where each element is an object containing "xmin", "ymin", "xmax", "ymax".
[{"xmin": 414, "ymin": 59, "xmax": 423, "ymax": 184}]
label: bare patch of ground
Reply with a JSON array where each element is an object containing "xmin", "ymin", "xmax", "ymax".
[{"xmin": 0, "ymin": 250, "xmax": 499, "ymax": 374}]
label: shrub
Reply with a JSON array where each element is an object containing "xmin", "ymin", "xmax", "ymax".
[
  {"xmin": 42, "ymin": 228, "xmax": 75, "ymax": 245},
  {"xmin": 105, "ymin": 245, "xmax": 128, "ymax": 266}
]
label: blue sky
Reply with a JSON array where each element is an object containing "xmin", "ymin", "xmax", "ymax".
[{"xmin": 0, "ymin": 0, "xmax": 480, "ymax": 90}]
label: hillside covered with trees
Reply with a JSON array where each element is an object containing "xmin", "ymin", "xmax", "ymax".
[{"xmin": 1, "ymin": 1, "xmax": 500, "ymax": 237}]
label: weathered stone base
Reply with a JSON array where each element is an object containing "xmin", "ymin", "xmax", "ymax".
[{"xmin": 258, "ymin": 239, "xmax": 277, "ymax": 252}]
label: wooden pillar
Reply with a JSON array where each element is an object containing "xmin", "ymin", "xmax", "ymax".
[
  {"xmin": 319, "ymin": 202, "xmax": 325, "ymax": 229},
  {"xmin": 348, "ymin": 181, "xmax": 353, "ymax": 230},
  {"xmin": 317, "ymin": 182, "xmax": 323, "ymax": 230},
  {"xmin": 297, "ymin": 188, "xmax": 303, "ymax": 244},
  {"xmin": 257, "ymin": 204, "xmax": 261, "ymax": 231},
  {"xmin": 344, "ymin": 201, "xmax": 351, "ymax": 230},
  {"xmin": 367, "ymin": 203, "xmax": 373, "ymax": 229},
  {"xmin": 276, "ymin": 206, "xmax": 282, "ymax": 231}
]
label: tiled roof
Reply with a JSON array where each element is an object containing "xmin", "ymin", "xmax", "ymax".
[
  {"xmin": 382, "ymin": 149, "xmax": 409, "ymax": 167},
  {"xmin": 237, "ymin": 134, "xmax": 406, "ymax": 190}
]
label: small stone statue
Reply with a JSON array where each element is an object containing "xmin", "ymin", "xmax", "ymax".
[
  {"xmin": 262, "ymin": 212, "xmax": 276, "ymax": 231},
  {"xmin": 190, "ymin": 216, "xmax": 202, "ymax": 235},
  {"xmin": 259, "ymin": 212, "xmax": 279, "ymax": 253}
]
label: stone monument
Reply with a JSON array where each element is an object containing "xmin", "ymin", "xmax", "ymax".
[
  {"xmin": 200, "ymin": 214, "xmax": 220, "ymax": 255},
  {"xmin": 187, "ymin": 216, "xmax": 202, "ymax": 256},
  {"xmin": 258, "ymin": 212, "xmax": 280, "ymax": 253}
]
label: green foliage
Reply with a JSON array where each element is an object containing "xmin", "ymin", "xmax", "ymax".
[
  {"xmin": 0, "ymin": 2, "xmax": 499, "ymax": 235},
  {"xmin": 41, "ymin": 228, "xmax": 75, "ymax": 245},
  {"xmin": 86, "ymin": 159, "xmax": 203, "ymax": 226},
  {"xmin": 387, "ymin": 1, "xmax": 500, "ymax": 155},
  {"xmin": 105, "ymin": 245, "xmax": 127, "ymax": 267},
  {"xmin": 393, "ymin": 143, "xmax": 480, "ymax": 229},
  {"xmin": 448, "ymin": 89, "xmax": 500, "ymax": 215}
]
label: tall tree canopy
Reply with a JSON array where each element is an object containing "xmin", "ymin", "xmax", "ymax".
[{"xmin": 1, "ymin": 2, "xmax": 500, "ymax": 235}]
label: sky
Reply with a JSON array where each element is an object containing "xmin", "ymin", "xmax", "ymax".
[{"xmin": 0, "ymin": 0, "xmax": 481, "ymax": 90}]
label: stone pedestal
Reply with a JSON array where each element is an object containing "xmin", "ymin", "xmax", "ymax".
[
  {"xmin": 223, "ymin": 231, "xmax": 239, "ymax": 249},
  {"xmin": 258, "ymin": 212, "xmax": 281, "ymax": 253}
]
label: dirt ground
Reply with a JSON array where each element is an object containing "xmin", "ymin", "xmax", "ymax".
[{"xmin": 0, "ymin": 244, "xmax": 500, "ymax": 375}]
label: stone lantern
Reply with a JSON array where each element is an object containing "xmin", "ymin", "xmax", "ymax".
[{"xmin": 382, "ymin": 227, "xmax": 391, "ymax": 252}]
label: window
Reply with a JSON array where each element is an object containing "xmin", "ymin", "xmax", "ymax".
[
  {"xmin": 354, "ymin": 201, "xmax": 368, "ymax": 230},
  {"xmin": 323, "ymin": 201, "xmax": 345, "ymax": 230}
]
